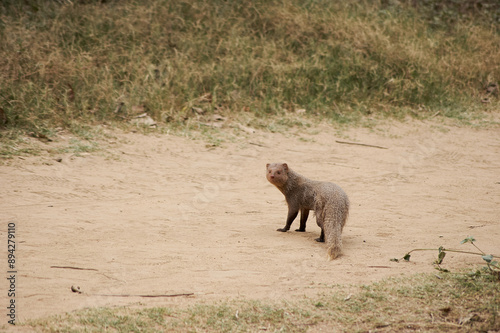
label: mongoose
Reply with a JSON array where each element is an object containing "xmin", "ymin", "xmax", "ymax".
[{"xmin": 266, "ymin": 163, "xmax": 350, "ymax": 260}]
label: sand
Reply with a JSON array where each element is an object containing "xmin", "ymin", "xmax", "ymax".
[{"xmin": 1, "ymin": 119, "xmax": 499, "ymax": 324}]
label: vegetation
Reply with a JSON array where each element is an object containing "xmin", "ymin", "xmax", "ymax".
[
  {"xmin": 0, "ymin": 0, "xmax": 499, "ymax": 143},
  {"xmin": 23, "ymin": 272, "xmax": 500, "ymax": 332},
  {"xmin": 392, "ymin": 236, "xmax": 500, "ymax": 280}
]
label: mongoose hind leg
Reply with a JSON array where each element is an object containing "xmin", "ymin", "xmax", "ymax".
[{"xmin": 315, "ymin": 229, "xmax": 325, "ymax": 243}]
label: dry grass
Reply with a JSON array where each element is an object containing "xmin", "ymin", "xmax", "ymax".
[
  {"xmin": 0, "ymin": 0, "xmax": 499, "ymax": 143},
  {"xmin": 21, "ymin": 272, "xmax": 500, "ymax": 332}
]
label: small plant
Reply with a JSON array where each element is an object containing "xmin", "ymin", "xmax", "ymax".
[{"xmin": 392, "ymin": 236, "xmax": 500, "ymax": 279}]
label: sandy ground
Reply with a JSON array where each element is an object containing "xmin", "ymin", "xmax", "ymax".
[{"xmin": 1, "ymin": 118, "xmax": 499, "ymax": 326}]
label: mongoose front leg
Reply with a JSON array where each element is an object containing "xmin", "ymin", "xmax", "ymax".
[
  {"xmin": 295, "ymin": 209, "xmax": 309, "ymax": 232},
  {"xmin": 277, "ymin": 209, "xmax": 298, "ymax": 232},
  {"xmin": 315, "ymin": 229, "xmax": 325, "ymax": 243}
]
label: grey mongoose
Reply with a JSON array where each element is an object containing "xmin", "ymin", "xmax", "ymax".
[{"xmin": 266, "ymin": 163, "xmax": 350, "ymax": 259}]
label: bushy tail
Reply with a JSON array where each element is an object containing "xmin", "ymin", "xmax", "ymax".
[{"xmin": 323, "ymin": 196, "xmax": 349, "ymax": 260}]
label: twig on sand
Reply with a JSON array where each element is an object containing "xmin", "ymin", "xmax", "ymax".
[
  {"xmin": 90, "ymin": 293, "xmax": 195, "ymax": 298},
  {"xmin": 51, "ymin": 266, "xmax": 98, "ymax": 271},
  {"xmin": 335, "ymin": 140, "xmax": 388, "ymax": 149},
  {"xmin": 326, "ymin": 162, "xmax": 360, "ymax": 169}
]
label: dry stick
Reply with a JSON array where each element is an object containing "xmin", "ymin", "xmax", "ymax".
[
  {"xmin": 335, "ymin": 140, "xmax": 388, "ymax": 150},
  {"xmin": 326, "ymin": 162, "xmax": 360, "ymax": 169},
  {"xmin": 51, "ymin": 266, "xmax": 98, "ymax": 271},
  {"xmin": 89, "ymin": 293, "xmax": 194, "ymax": 298},
  {"xmin": 249, "ymin": 142, "xmax": 268, "ymax": 148}
]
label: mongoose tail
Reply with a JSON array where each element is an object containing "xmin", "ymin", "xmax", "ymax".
[
  {"xmin": 323, "ymin": 205, "xmax": 349, "ymax": 260},
  {"xmin": 315, "ymin": 192, "xmax": 349, "ymax": 260}
]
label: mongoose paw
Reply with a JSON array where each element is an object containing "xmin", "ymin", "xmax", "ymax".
[
  {"xmin": 315, "ymin": 237, "xmax": 325, "ymax": 243},
  {"xmin": 277, "ymin": 228, "xmax": 289, "ymax": 232},
  {"xmin": 295, "ymin": 228, "xmax": 306, "ymax": 232}
]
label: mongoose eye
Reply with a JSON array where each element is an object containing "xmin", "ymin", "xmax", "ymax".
[{"xmin": 277, "ymin": 171, "xmax": 281, "ymax": 175}]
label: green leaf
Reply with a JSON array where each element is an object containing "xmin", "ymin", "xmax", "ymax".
[
  {"xmin": 482, "ymin": 254, "xmax": 494, "ymax": 263},
  {"xmin": 460, "ymin": 236, "xmax": 476, "ymax": 244},
  {"xmin": 403, "ymin": 253, "xmax": 411, "ymax": 261},
  {"xmin": 436, "ymin": 251, "xmax": 446, "ymax": 264}
]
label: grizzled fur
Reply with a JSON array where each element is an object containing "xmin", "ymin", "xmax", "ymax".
[{"xmin": 266, "ymin": 163, "xmax": 349, "ymax": 259}]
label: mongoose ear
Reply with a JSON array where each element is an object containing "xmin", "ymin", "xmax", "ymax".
[
  {"xmin": 266, "ymin": 163, "xmax": 270, "ymax": 169},
  {"xmin": 282, "ymin": 163, "xmax": 288, "ymax": 171}
]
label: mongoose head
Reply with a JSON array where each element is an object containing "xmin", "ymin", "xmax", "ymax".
[{"xmin": 266, "ymin": 163, "xmax": 289, "ymax": 187}]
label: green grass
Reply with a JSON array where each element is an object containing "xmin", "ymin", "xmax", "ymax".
[
  {"xmin": 0, "ymin": 0, "xmax": 499, "ymax": 145},
  {"xmin": 20, "ymin": 272, "xmax": 500, "ymax": 332}
]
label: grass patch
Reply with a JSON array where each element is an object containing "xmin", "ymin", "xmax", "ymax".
[
  {"xmin": 22, "ymin": 272, "xmax": 500, "ymax": 332},
  {"xmin": 55, "ymin": 138, "xmax": 99, "ymax": 155},
  {"xmin": 0, "ymin": 0, "xmax": 499, "ymax": 147},
  {"xmin": 0, "ymin": 122, "xmax": 111, "ymax": 160}
]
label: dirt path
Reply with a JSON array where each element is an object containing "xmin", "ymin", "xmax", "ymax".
[{"xmin": 1, "ymin": 119, "xmax": 499, "ymax": 323}]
